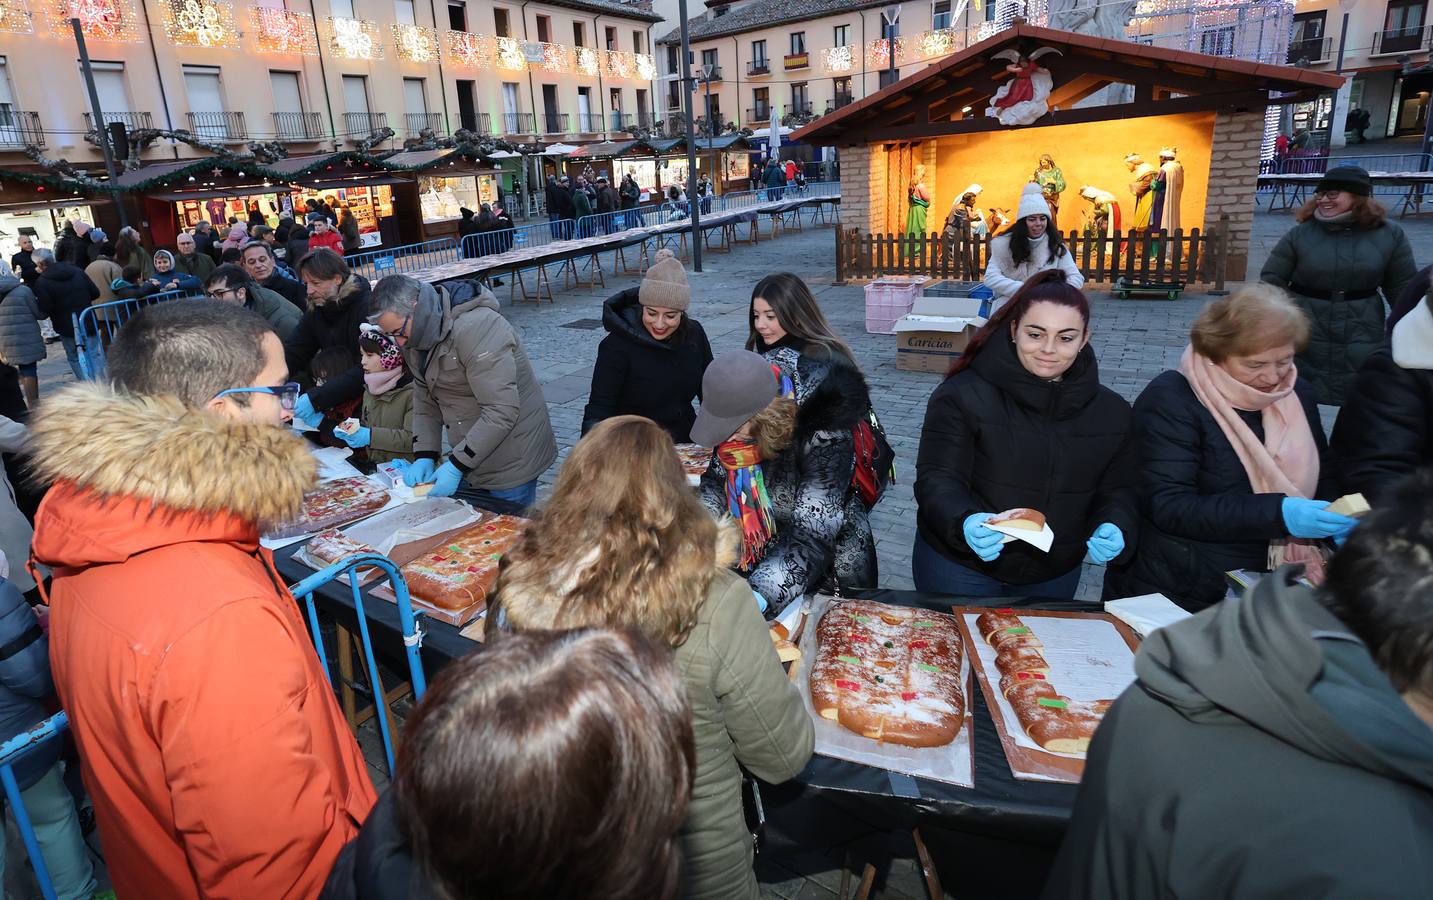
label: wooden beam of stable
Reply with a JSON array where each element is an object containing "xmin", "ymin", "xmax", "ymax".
[
  {"xmin": 1052, "ymin": 53, "xmax": 1247, "ymax": 97},
  {"xmin": 1045, "ymin": 73, "xmax": 1108, "ymax": 109},
  {"xmin": 846, "ymin": 61, "xmax": 1008, "ymax": 131}
]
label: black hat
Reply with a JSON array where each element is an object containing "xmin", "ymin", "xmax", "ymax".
[{"xmin": 1315, "ymin": 165, "xmax": 1372, "ymax": 197}]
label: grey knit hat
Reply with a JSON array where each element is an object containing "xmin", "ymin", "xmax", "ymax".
[
  {"xmin": 638, "ymin": 248, "xmax": 690, "ymax": 312},
  {"xmin": 690, "ymin": 351, "xmax": 780, "ymax": 447}
]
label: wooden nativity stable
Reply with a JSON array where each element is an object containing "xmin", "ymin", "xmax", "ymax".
[{"xmin": 792, "ymin": 24, "xmax": 1343, "ymax": 284}]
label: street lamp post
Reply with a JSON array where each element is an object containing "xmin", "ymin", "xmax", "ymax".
[
  {"xmin": 883, "ymin": 5, "xmax": 901, "ymax": 88},
  {"xmin": 678, "ymin": 0, "xmax": 703, "ymax": 271}
]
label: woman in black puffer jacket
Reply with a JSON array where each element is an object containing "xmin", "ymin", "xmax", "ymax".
[
  {"xmin": 582, "ymin": 250, "xmax": 712, "ymax": 442},
  {"xmin": 914, "ymin": 271, "xmax": 1137, "ymax": 598}
]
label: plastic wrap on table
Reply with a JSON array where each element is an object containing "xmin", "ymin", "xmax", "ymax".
[{"xmin": 293, "ymin": 498, "xmax": 483, "ymax": 585}]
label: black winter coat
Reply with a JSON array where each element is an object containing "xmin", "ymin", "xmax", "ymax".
[
  {"xmin": 282, "ymin": 275, "xmax": 371, "ymax": 411},
  {"xmin": 32, "ymin": 262, "xmax": 99, "ymax": 338},
  {"xmin": 1103, "ymin": 369, "xmax": 1336, "ymax": 611},
  {"xmin": 915, "ymin": 334, "xmax": 1138, "ymax": 585},
  {"xmin": 319, "ymin": 791, "xmax": 435, "ymax": 900},
  {"xmin": 1331, "ymin": 344, "xmax": 1433, "ymax": 503},
  {"xmin": 699, "ymin": 363, "xmax": 877, "ymax": 615},
  {"xmin": 260, "ymin": 271, "xmax": 308, "ymax": 310},
  {"xmin": 582, "ymin": 288, "xmax": 712, "ymax": 441}
]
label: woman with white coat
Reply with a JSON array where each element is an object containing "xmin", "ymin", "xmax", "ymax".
[{"xmin": 983, "ymin": 182, "xmax": 1084, "ymax": 309}]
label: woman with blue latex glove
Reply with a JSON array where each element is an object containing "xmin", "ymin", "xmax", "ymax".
[
  {"xmin": 293, "ymin": 393, "xmax": 323, "ymax": 428},
  {"xmin": 1106, "ymin": 286, "xmax": 1342, "ymax": 611},
  {"xmin": 1085, "ymin": 523, "xmax": 1125, "ymax": 564},
  {"xmin": 963, "ymin": 513, "xmax": 1005, "ymax": 562},
  {"xmin": 1281, "ymin": 497, "xmax": 1357, "ymax": 539},
  {"xmin": 914, "ymin": 272, "xmax": 1137, "ymax": 599},
  {"xmin": 333, "ymin": 424, "xmax": 370, "ymax": 449},
  {"xmin": 403, "ymin": 458, "xmax": 436, "ymax": 487},
  {"xmin": 426, "ymin": 461, "xmax": 465, "ymax": 498}
]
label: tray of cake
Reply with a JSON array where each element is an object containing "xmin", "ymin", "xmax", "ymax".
[
  {"xmin": 293, "ymin": 498, "xmax": 484, "ymax": 586},
  {"xmin": 956, "ymin": 607, "xmax": 1140, "ymax": 783},
  {"xmin": 367, "ymin": 512, "xmax": 530, "ymax": 627},
  {"xmin": 262, "ymin": 474, "xmax": 398, "ymax": 548},
  {"xmin": 797, "ymin": 595, "xmax": 974, "ymax": 788}
]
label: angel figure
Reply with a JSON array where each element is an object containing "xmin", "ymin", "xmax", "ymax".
[{"xmin": 986, "ymin": 47, "xmax": 1062, "ymax": 127}]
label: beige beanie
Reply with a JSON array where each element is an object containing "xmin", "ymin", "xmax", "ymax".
[{"xmin": 639, "ymin": 248, "xmax": 690, "ymax": 311}]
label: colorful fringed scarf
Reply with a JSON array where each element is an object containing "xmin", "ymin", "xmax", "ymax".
[{"xmin": 716, "ymin": 439, "xmax": 776, "ymax": 571}]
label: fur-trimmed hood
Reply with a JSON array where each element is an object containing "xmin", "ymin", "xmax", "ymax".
[
  {"xmin": 28, "ymin": 384, "xmax": 316, "ymax": 568},
  {"xmin": 794, "ymin": 362, "xmax": 872, "ymax": 444}
]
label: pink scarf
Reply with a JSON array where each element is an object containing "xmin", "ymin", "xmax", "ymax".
[
  {"xmin": 1178, "ymin": 345, "xmax": 1326, "ymax": 582},
  {"xmin": 363, "ymin": 367, "xmax": 404, "ymax": 395}
]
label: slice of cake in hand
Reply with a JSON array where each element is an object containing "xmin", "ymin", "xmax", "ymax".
[{"xmin": 987, "ymin": 508, "xmax": 1047, "ymax": 531}]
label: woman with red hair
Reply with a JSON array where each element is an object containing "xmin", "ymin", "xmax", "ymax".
[{"xmin": 913, "ymin": 270, "xmax": 1137, "ymax": 598}]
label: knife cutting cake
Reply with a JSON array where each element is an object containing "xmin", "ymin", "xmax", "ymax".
[
  {"xmin": 809, "ymin": 599, "xmax": 964, "ymax": 748},
  {"xmin": 398, "ymin": 515, "xmax": 528, "ymax": 611},
  {"xmin": 270, "ymin": 476, "xmax": 390, "ymax": 539}
]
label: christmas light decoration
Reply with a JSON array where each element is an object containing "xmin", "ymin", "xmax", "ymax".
[
  {"xmin": 823, "ymin": 44, "xmax": 855, "ymax": 73},
  {"xmin": 49, "ymin": 0, "xmax": 142, "ymax": 42},
  {"xmin": 394, "ymin": 23, "xmax": 438, "ymax": 62},
  {"xmin": 635, "ymin": 53, "xmax": 656, "ymax": 80},
  {"xmin": 494, "ymin": 36, "xmax": 526, "ymax": 70},
  {"xmin": 161, "ymin": 0, "xmax": 236, "ymax": 48},
  {"xmin": 252, "ymin": 7, "xmax": 316, "ymax": 55},
  {"xmin": 865, "ymin": 38, "xmax": 890, "ymax": 69},
  {"xmin": 328, "ymin": 15, "xmax": 382, "ymax": 60},
  {"xmin": 539, "ymin": 41, "xmax": 570, "ymax": 73},
  {"xmin": 444, "ymin": 30, "xmax": 487, "ymax": 67},
  {"xmin": 576, "ymin": 46, "xmax": 600, "ymax": 76},
  {"xmin": 0, "ymin": 0, "xmax": 34, "ymax": 35},
  {"xmin": 604, "ymin": 48, "xmax": 635, "ymax": 79}
]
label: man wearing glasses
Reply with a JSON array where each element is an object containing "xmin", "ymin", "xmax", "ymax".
[
  {"xmin": 25, "ymin": 299, "xmax": 376, "ymax": 898},
  {"xmin": 204, "ymin": 263, "xmax": 302, "ymax": 341}
]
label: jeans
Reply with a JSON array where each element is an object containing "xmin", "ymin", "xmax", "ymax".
[
  {"xmin": 0, "ymin": 763, "xmax": 98, "ymax": 900},
  {"xmin": 57, "ymin": 336, "xmax": 83, "ymax": 380},
  {"xmin": 911, "ymin": 533, "xmax": 1081, "ymax": 599},
  {"xmin": 547, "ymin": 213, "xmax": 561, "ymax": 239},
  {"xmin": 455, "ymin": 478, "xmax": 538, "ymax": 514}
]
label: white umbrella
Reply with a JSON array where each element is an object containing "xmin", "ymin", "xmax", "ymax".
[
  {"xmin": 486, "ymin": 150, "xmax": 522, "ymax": 159},
  {"xmin": 540, "ymin": 143, "xmax": 580, "ymax": 156}
]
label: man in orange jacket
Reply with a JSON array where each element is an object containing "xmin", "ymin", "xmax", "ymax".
[{"xmin": 27, "ymin": 299, "xmax": 376, "ymax": 899}]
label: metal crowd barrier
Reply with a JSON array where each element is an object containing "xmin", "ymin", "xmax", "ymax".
[
  {"xmin": 572, "ymin": 203, "xmax": 687, "ymax": 239},
  {"xmin": 0, "ymin": 711, "xmax": 71, "ymax": 900},
  {"xmin": 72, "ymin": 290, "xmax": 194, "ymax": 381},
  {"xmin": 458, "ymin": 219, "xmax": 569, "ymax": 259},
  {"xmin": 345, "ymin": 237, "xmax": 461, "ymax": 282},
  {"xmin": 288, "ymin": 553, "xmax": 428, "ymax": 776}
]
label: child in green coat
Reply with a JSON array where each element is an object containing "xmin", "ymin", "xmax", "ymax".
[{"xmin": 332, "ymin": 326, "xmax": 414, "ymax": 464}]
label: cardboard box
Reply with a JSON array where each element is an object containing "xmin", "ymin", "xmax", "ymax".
[{"xmin": 893, "ymin": 296, "xmax": 986, "ymax": 373}]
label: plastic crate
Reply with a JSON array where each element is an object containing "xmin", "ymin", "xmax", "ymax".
[{"xmin": 865, "ymin": 280, "xmax": 923, "ymax": 334}]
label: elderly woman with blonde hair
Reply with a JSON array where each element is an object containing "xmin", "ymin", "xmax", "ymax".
[
  {"xmin": 487, "ymin": 414, "xmax": 813, "ymax": 900},
  {"xmin": 1104, "ymin": 283, "xmax": 1356, "ymax": 611}
]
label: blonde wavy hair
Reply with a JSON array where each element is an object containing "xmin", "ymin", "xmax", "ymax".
[
  {"xmin": 495, "ymin": 416, "xmax": 735, "ymax": 648},
  {"xmin": 745, "ymin": 396, "xmax": 798, "ymax": 460}
]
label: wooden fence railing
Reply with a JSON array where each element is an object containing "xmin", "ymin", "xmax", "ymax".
[{"xmin": 835, "ymin": 214, "xmax": 1230, "ymax": 290}]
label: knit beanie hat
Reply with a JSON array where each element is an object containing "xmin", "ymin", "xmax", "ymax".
[
  {"xmin": 359, "ymin": 323, "xmax": 405, "ymax": 370},
  {"xmin": 1015, "ymin": 182, "xmax": 1051, "ymax": 220},
  {"xmin": 639, "ymin": 248, "xmax": 690, "ymax": 311},
  {"xmin": 1315, "ymin": 165, "xmax": 1372, "ymax": 197}
]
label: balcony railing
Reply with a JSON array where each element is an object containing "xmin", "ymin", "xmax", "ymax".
[
  {"xmin": 83, "ymin": 111, "xmax": 153, "ymax": 133},
  {"xmin": 502, "ymin": 111, "xmax": 535, "ymax": 134},
  {"xmin": 1286, "ymin": 35, "xmax": 1332, "ymax": 64},
  {"xmin": 748, "ymin": 60, "xmax": 770, "ymax": 76},
  {"xmin": 747, "ymin": 106, "xmax": 771, "ymax": 123},
  {"xmin": 787, "ymin": 102, "xmax": 813, "ymax": 117},
  {"xmin": 273, "ymin": 111, "xmax": 325, "ymax": 141},
  {"xmin": 826, "ymin": 93, "xmax": 854, "ymax": 113},
  {"xmin": 575, "ymin": 112, "xmax": 604, "ymax": 133},
  {"xmin": 697, "ymin": 65, "xmax": 723, "ymax": 83},
  {"xmin": 1373, "ymin": 24, "xmax": 1433, "ymax": 55},
  {"xmin": 344, "ymin": 112, "xmax": 389, "ymax": 138},
  {"xmin": 405, "ymin": 112, "xmax": 443, "ymax": 137},
  {"xmin": 457, "ymin": 111, "xmax": 492, "ymax": 135},
  {"xmin": 0, "ymin": 110, "xmax": 46, "ymax": 149},
  {"xmin": 636, "ymin": 110, "xmax": 659, "ymax": 129},
  {"xmin": 186, "ymin": 111, "xmax": 247, "ymax": 142},
  {"xmin": 541, "ymin": 112, "xmax": 569, "ymax": 134},
  {"xmin": 609, "ymin": 111, "xmax": 634, "ymax": 131}
]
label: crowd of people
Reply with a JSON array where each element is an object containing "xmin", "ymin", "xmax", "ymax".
[{"xmin": 0, "ymin": 158, "xmax": 1428, "ymax": 896}]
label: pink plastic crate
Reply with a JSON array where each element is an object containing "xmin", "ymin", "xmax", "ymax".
[{"xmin": 865, "ymin": 280, "xmax": 922, "ymax": 334}]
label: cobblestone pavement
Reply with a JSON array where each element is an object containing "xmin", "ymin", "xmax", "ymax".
[{"xmin": 23, "ymin": 202, "xmax": 1433, "ymax": 899}]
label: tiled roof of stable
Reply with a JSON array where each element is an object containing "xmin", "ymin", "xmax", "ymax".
[{"xmin": 657, "ymin": 0, "xmax": 889, "ymax": 45}]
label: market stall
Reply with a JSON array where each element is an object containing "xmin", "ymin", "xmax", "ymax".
[
  {"xmin": 791, "ymin": 23, "xmax": 1344, "ymax": 281},
  {"xmin": 0, "ymin": 185, "xmax": 106, "ymax": 266},
  {"xmin": 381, "ymin": 149, "xmax": 506, "ymax": 242}
]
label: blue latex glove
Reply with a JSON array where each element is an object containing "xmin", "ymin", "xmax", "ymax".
[
  {"xmin": 1281, "ymin": 497, "xmax": 1358, "ymax": 540},
  {"xmin": 403, "ymin": 458, "xmax": 436, "ymax": 487},
  {"xmin": 293, "ymin": 394, "xmax": 322, "ymax": 428},
  {"xmin": 333, "ymin": 425, "xmax": 370, "ymax": 449},
  {"xmin": 1085, "ymin": 522, "xmax": 1125, "ymax": 564},
  {"xmin": 963, "ymin": 513, "xmax": 1005, "ymax": 563},
  {"xmin": 426, "ymin": 461, "xmax": 464, "ymax": 498}
]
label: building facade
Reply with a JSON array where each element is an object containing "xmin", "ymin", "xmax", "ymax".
[{"xmin": 0, "ymin": 0, "xmax": 662, "ymax": 169}]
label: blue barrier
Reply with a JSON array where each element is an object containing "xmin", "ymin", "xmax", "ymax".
[
  {"xmin": 287, "ymin": 553, "xmax": 428, "ymax": 776},
  {"xmin": 0, "ymin": 711, "xmax": 70, "ymax": 900},
  {"xmin": 72, "ymin": 290, "xmax": 194, "ymax": 381},
  {"xmin": 458, "ymin": 219, "xmax": 570, "ymax": 259},
  {"xmin": 345, "ymin": 237, "xmax": 461, "ymax": 282}
]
